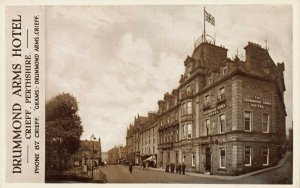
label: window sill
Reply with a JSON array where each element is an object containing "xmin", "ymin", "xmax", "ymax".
[
  {"xmin": 244, "ymin": 164, "xmax": 252, "ymax": 167},
  {"xmin": 262, "ymin": 164, "xmax": 269, "ymax": 166}
]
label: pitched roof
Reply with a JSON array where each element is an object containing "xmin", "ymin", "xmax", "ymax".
[{"xmin": 79, "ymin": 140, "xmax": 101, "ymax": 151}]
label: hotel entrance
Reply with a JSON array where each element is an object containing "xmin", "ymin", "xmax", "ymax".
[{"xmin": 205, "ymin": 147, "xmax": 211, "ymax": 172}]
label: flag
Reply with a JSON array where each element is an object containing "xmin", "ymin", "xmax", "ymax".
[{"xmin": 205, "ymin": 9, "xmax": 215, "ymax": 26}]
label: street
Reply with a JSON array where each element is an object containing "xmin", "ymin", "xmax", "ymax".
[{"xmin": 100, "ymin": 154, "xmax": 292, "ymax": 184}]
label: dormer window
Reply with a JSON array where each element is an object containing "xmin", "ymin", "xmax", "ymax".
[
  {"xmin": 189, "ymin": 63, "xmax": 192, "ymax": 72},
  {"xmin": 223, "ymin": 65, "xmax": 227, "ymax": 75},
  {"xmin": 187, "ymin": 85, "xmax": 191, "ymax": 94},
  {"xmin": 208, "ymin": 75, "xmax": 212, "ymax": 85},
  {"xmin": 205, "ymin": 94, "xmax": 210, "ymax": 103}
]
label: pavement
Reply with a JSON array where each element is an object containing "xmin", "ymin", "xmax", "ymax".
[
  {"xmin": 141, "ymin": 151, "xmax": 292, "ymax": 180},
  {"xmin": 99, "ymin": 151, "xmax": 292, "ymax": 183}
]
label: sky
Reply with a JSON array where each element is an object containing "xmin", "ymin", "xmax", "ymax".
[{"xmin": 45, "ymin": 5, "xmax": 293, "ymax": 152}]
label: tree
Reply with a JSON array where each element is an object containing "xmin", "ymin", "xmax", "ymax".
[{"xmin": 46, "ymin": 93, "xmax": 83, "ymax": 170}]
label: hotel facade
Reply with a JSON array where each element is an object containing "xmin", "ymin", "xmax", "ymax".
[{"xmin": 125, "ymin": 40, "xmax": 286, "ymax": 175}]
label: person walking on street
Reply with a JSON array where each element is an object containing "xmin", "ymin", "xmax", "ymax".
[
  {"xmin": 182, "ymin": 162, "xmax": 186, "ymax": 175},
  {"xmin": 178, "ymin": 163, "xmax": 182, "ymax": 174},
  {"xmin": 170, "ymin": 163, "xmax": 174, "ymax": 173},
  {"xmin": 165, "ymin": 163, "xmax": 169, "ymax": 173},
  {"xmin": 129, "ymin": 162, "xmax": 133, "ymax": 174}
]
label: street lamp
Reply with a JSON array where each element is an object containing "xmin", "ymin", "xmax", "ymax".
[{"xmin": 91, "ymin": 134, "xmax": 96, "ymax": 179}]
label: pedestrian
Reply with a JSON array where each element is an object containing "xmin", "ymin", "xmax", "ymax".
[
  {"xmin": 146, "ymin": 161, "xmax": 149, "ymax": 170},
  {"xmin": 165, "ymin": 163, "xmax": 169, "ymax": 173},
  {"xmin": 129, "ymin": 162, "xmax": 133, "ymax": 174},
  {"xmin": 182, "ymin": 162, "xmax": 186, "ymax": 175},
  {"xmin": 170, "ymin": 163, "xmax": 174, "ymax": 173},
  {"xmin": 178, "ymin": 163, "xmax": 182, "ymax": 174}
]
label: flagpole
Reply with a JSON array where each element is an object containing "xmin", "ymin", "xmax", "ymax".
[{"xmin": 203, "ymin": 7, "xmax": 206, "ymax": 42}]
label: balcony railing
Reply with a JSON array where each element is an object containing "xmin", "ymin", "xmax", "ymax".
[
  {"xmin": 203, "ymin": 102, "xmax": 211, "ymax": 110},
  {"xmin": 181, "ymin": 90, "xmax": 194, "ymax": 99},
  {"xmin": 217, "ymin": 94, "xmax": 226, "ymax": 104}
]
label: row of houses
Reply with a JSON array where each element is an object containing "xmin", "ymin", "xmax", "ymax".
[{"xmin": 124, "ymin": 39, "xmax": 287, "ymax": 175}]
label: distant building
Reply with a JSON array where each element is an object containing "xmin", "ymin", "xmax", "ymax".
[
  {"xmin": 48, "ymin": 138, "xmax": 102, "ymax": 169},
  {"xmin": 71, "ymin": 138, "xmax": 102, "ymax": 167},
  {"xmin": 102, "ymin": 152, "xmax": 108, "ymax": 164},
  {"xmin": 107, "ymin": 145, "xmax": 126, "ymax": 164},
  {"xmin": 139, "ymin": 112, "xmax": 159, "ymax": 167},
  {"xmin": 125, "ymin": 115, "xmax": 148, "ymax": 165}
]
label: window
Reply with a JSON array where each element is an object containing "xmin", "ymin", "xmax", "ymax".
[
  {"xmin": 262, "ymin": 113, "xmax": 269, "ymax": 133},
  {"xmin": 176, "ymin": 131, "xmax": 179, "ymax": 142},
  {"xmin": 219, "ymin": 147, "xmax": 226, "ymax": 168},
  {"xmin": 182, "ymin": 125, "xmax": 186, "ymax": 139},
  {"xmin": 187, "ymin": 123, "xmax": 192, "ymax": 139},
  {"xmin": 219, "ymin": 114, "xmax": 226, "ymax": 133},
  {"xmin": 187, "ymin": 85, "xmax": 191, "ymax": 94},
  {"xmin": 160, "ymin": 120, "xmax": 163, "ymax": 127},
  {"xmin": 182, "ymin": 102, "xmax": 186, "ymax": 115},
  {"xmin": 188, "ymin": 64, "xmax": 192, "ymax": 72},
  {"xmin": 182, "ymin": 154, "xmax": 186, "ymax": 163},
  {"xmin": 187, "ymin": 101, "xmax": 192, "ymax": 114},
  {"xmin": 192, "ymin": 153, "xmax": 196, "ymax": 167},
  {"xmin": 182, "ymin": 101, "xmax": 192, "ymax": 115},
  {"xmin": 222, "ymin": 65, "xmax": 227, "ymax": 75},
  {"xmin": 175, "ymin": 111, "xmax": 178, "ymax": 121},
  {"xmin": 167, "ymin": 116, "xmax": 170, "ymax": 124},
  {"xmin": 262, "ymin": 147, "xmax": 269, "ymax": 166},
  {"xmin": 205, "ymin": 119, "xmax": 210, "ymax": 135},
  {"xmin": 205, "ymin": 94, "xmax": 210, "ymax": 103},
  {"xmin": 208, "ymin": 75, "xmax": 212, "ymax": 85},
  {"xmin": 244, "ymin": 111, "xmax": 252, "ymax": 131},
  {"xmin": 219, "ymin": 87, "xmax": 225, "ymax": 99},
  {"xmin": 244, "ymin": 146, "xmax": 252, "ymax": 166},
  {"xmin": 167, "ymin": 133, "xmax": 169, "ymax": 142}
]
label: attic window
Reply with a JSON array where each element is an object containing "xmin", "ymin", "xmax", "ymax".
[
  {"xmin": 223, "ymin": 65, "xmax": 227, "ymax": 75},
  {"xmin": 208, "ymin": 75, "xmax": 212, "ymax": 85}
]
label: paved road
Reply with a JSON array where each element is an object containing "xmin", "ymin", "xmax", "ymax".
[{"xmin": 100, "ymin": 154, "xmax": 292, "ymax": 184}]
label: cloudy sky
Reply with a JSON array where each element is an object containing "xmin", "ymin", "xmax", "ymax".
[{"xmin": 46, "ymin": 5, "xmax": 292, "ymax": 151}]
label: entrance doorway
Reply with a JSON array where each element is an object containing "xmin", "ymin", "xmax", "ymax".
[{"xmin": 205, "ymin": 147, "xmax": 211, "ymax": 172}]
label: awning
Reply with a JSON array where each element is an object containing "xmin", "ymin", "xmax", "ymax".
[{"xmin": 145, "ymin": 155, "xmax": 156, "ymax": 161}]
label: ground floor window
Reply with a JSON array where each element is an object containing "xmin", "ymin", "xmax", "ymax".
[
  {"xmin": 219, "ymin": 147, "xmax": 226, "ymax": 168},
  {"xmin": 262, "ymin": 147, "xmax": 269, "ymax": 166},
  {"xmin": 244, "ymin": 146, "xmax": 252, "ymax": 166},
  {"xmin": 192, "ymin": 153, "xmax": 195, "ymax": 166}
]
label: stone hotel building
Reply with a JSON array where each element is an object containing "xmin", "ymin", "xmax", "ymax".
[
  {"xmin": 125, "ymin": 39, "xmax": 286, "ymax": 175},
  {"xmin": 156, "ymin": 40, "xmax": 286, "ymax": 175}
]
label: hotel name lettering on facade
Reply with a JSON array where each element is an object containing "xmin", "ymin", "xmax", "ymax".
[
  {"xmin": 243, "ymin": 96, "xmax": 272, "ymax": 109},
  {"xmin": 204, "ymin": 104, "xmax": 226, "ymax": 116}
]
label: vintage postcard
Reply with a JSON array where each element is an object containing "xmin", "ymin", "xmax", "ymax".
[{"xmin": 1, "ymin": 1, "xmax": 299, "ymax": 187}]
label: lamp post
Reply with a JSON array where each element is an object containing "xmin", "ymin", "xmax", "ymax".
[{"xmin": 90, "ymin": 134, "xmax": 96, "ymax": 179}]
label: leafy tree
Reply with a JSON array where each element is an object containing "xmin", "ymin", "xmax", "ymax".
[{"xmin": 46, "ymin": 93, "xmax": 83, "ymax": 170}]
